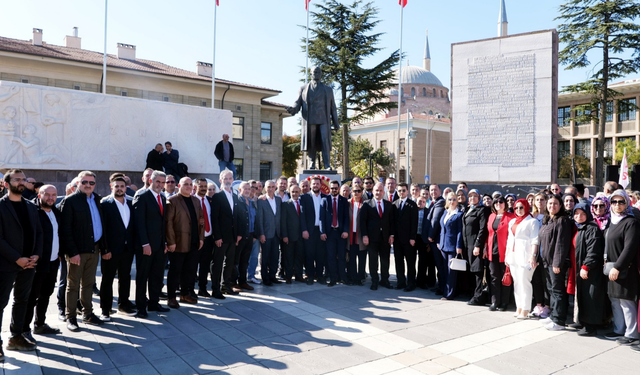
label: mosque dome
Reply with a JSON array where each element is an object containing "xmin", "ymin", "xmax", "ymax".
[{"xmin": 394, "ymin": 66, "xmax": 444, "ymax": 87}]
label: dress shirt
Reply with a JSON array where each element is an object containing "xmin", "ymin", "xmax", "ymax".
[
  {"xmin": 198, "ymin": 195, "xmax": 212, "ymax": 237},
  {"xmin": 312, "ymin": 192, "xmax": 322, "ymax": 226},
  {"xmin": 164, "ymin": 191, "xmax": 176, "ymax": 199},
  {"xmin": 223, "ymin": 189, "xmax": 234, "ymax": 213},
  {"xmin": 417, "ymin": 209, "xmax": 424, "ymax": 235},
  {"xmin": 114, "ymin": 197, "xmax": 130, "ymax": 229},
  {"xmin": 352, "ymin": 200, "xmax": 361, "ymax": 233},
  {"xmin": 267, "ymin": 195, "xmax": 277, "ymax": 215},
  {"xmin": 240, "ymin": 196, "xmax": 256, "ymax": 233},
  {"xmin": 374, "ymin": 199, "xmax": 384, "ymax": 214},
  {"xmin": 87, "ymin": 194, "xmax": 102, "ymax": 242},
  {"xmin": 278, "ymin": 191, "xmax": 290, "ymax": 203},
  {"xmin": 399, "ymin": 198, "xmax": 407, "ymax": 211},
  {"xmin": 45, "ymin": 209, "xmax": 59, "ymax": 261},
  {"xmin": 150, "ymin": 190, "xmax": 163, "ymax": 211}
]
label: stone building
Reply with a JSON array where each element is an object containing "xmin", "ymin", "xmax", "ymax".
[{"xmin": 0, "ymin": 27, "xmax": 289, "ymax": 190}]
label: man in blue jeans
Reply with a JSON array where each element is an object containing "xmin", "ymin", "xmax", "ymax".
[{"xmin": 214, "ymin": 134, "xmax": 237, "ymax": 179}]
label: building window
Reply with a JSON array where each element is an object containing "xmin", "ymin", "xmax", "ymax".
[
  {"xmin": 201, "ymin": 100, "xmax": 207, "ymax": 107},
  {"xmin": 399, "ymin": 138, "xmax": 406, "ymax": 155},
  {"xmin": 21, "ymin": 78, "xmax": 29, "ymax": 84},
  {"xmin": 618, "ymin": 136, "xmax": 636, "ymax": 145},
  {"xmin": 605, "ymin": 138, "xmax": 613, "ymax": 161},
  {"xmin": 432, "ymin": 88, "xmax": 436, "ymax": 97},
  {"xmin": 261, "ymin": 122, "xmax": 272, "ymax": 144},
  {"xmin": 422, "ymin": 88, "xmax": 427, "ymax": 97},
  {"xmin": 411, "ymin": 87, "xmax": 415, "ymax": 97},
  {"xmin": 399, "ymin": 169, "xmax": 406, "ymax": 183},
  {"xmin": 380, "ymin": 140, "xmax": 387, "ymax": 150},
  {"xmin": 260, "ymin": 161, "xmax": 272, "ymax": 181},
  {"xmin": 73, "ymin": 84, "xmax": 81, "ymax": 90},
  {"xmin": 233, "ymin": 159, "xmax": 243, "ymax": 180},
  {"xmin": 232, "ymin": 117, "xmax": 244, "ymax": 140},
  {"xmin": 575, "ymin": 108, "xmax": 591, "ymax": 125},
  {"xmin": 440, "ymin": 90, "xmax": 444, "ymax": 98},
  {"xmin": 163, "ymin": 96, "xmax": 169, "ymax": 102},
  {"xmin": 558, "ymin": 141, "xmax": 570, "ymax": 160},
  {"xmin": 575, "ymin": 139, "xmax": 591, "ymax": 159},
  {"xmin": 558, "ymin": 106, "xmax": 571, "ymax": 127},
  {"xmin": 121, "ymin": 91, "xmax": 128, "ymax": 97},
  {"xmin": 618, "ymin": 98, "xmax": 636, "ymax": 122}
]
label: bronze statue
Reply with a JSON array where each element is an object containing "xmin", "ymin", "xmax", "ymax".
[{"xmin": 286, "ymin": 66, "xmax": 339, "ymax": 170}]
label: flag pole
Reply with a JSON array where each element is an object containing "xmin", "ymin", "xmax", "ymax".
[
  {"xmin": 396, "ymin": 3, "xmax": 404, "ymax": 179},
  {"xmin": 102, "ymin": 0, "xmax": 108, "ymax": 94},
  {"xmin": 305, "ymin": 2, "xmax": 310, "ymax": 84},
  {"xmin": 212, "ymin": 1, "xmax": 217, "ymax": 109}
]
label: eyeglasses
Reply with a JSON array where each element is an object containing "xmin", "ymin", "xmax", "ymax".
[
  {"xmin": 494, "ymin": 200, "xmax": 505, "ymax": 204},
  {"xmin": 514, "ymin": 206, "xmax": 525, "ymax": 210},
  {"xmin": 166, "ymin": 181, "xmax": 176, "ymax": 184},
  {"xmin": 330, "ymin": 187, "xmax": 339, "ymax": 190},
  {"xmin": 592, "ymin": 204, "xmax": 605, "ymax": 209},
  {"xmin": 10, "ymin": 178, "xmax": 27, "ymax": 183},
  {"xmin": 352, "ymin": 190, "xmax": 362, "ymax": 193},
  {"xmin": 364, "ymin": 181, "xmax": 373, "ymax": 184},
  {"xmin": 611, "ymin": 199, "xmax": 627, "ymax": 205},
  {"xmin": 81, "ymin": 180, "xmax": 96, "ymax": 186}
]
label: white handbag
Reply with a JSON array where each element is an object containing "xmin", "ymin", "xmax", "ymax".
[{"xmin": 449, "ymin": 254, "xmax": 468, "ymax": 272}]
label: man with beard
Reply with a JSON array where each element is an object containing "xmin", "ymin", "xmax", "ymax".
[
  {"xmin": 99, "ymin": 176, "xmax": 136, "ymax": 320},
  {"xmin": 23, "ymin": 185, "xmax": 61, "ymax": 344},
  {"xmin": 320, "ymin": 180, "xmax": 350, "ymax": 286},
  {"xmin": 232, "ymin": 182, "xmax": 256, "ymax": 290},
  {"xmin": 361, "ymin": 182, "xmax": 395, "ymax": 290},
  {"xmin": 212, "ymin": 170, "xmax": 241, "ymax": 298},
  {"xmin": 256, "ymin": 180, "xmax": 282, "ymax": 286},
  {"xmin": 0, "ymin": 169, "xmax": 43, "ymax": 354},
  {"xmin": 300, "ymin": 177, "xmax": 327, "ymax": 285},
  {"xmin": 194, "ymin": 178, "xmax": 214, "ymax": 297},
  {"xmin": 281, "ymin": 184, "xmax": 305, "ymax": 283},
  {"xmin": 134, "ymin": 168, "xmax": 154, "ymax": 198},
  {"xmin": 363, "ymin": 176, "xmax": 375, "ymax": 199}
]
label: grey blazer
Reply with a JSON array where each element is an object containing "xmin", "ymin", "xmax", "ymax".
[{"xmin": 256, "ymin": 196, "xmax": 281, "ymax": 239}]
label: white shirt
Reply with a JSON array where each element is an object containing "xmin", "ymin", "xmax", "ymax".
[
  {"xmin": 150, "ymin": 190, "xmax": 163, "ymax": 210},
  {"xmin": 267, "ymin": 195, "xmax": 277, "ymax": 215},
  {"xmin": 114, "ymin": 197, "xmax": 130, "ymax": 229},
  {"xmin": 45, "ymin": 210, "xmax": 59, "ymax": 261},
  {"xmin": 352, "ymin": 200, "xmax": 361, "ymax": 233},
  {"xmin": 312, "ymin": 192, "xmax": 322, "ymax": 226},
  {"xmin": 164, "ymin": 191, "xmax": 176, "ymax": 199},
  {"xmin": 223, "ymin": 189, "xmax": 234, "ymax": 213},
  {"xmin": 399, "ymin": 198, "xmax": 407, "ymax": 210},
  {"xmin": 278, "ymin": 191, "xmax": 290, "ymax": 203},
  {"xmin": 198, "ymin": 195, "xmax": 212, "ymax": 237}
]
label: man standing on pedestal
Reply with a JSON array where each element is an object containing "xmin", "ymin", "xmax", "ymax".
[
  {"xmin": 286, "ymin": 66, "xmax": 339, "ymax": 170},
  {"xmin": 214, "ymin": 134, "xmax": 237, "ymax": 179}
]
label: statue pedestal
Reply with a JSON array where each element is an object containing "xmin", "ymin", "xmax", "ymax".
[{"xmin": 298, "ymin": 170, "xmax": 341, "ymax": 194}]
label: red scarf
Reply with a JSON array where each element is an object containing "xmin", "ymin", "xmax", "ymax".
[{"xmin": 511, "ymin": 199, "xmax": 531, "ymax": 235}]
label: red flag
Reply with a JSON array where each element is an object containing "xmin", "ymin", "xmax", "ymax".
[
  {"xmin": 399, "ymin": 0, "xmax": 407, "ymax": 7},
  {"xmin": 305, "ymin": 0, "xmax": 311, "ymax": 10},
  {"xmin": 216, "ymin": 0, "xmax": 219, "ymax": 5}
]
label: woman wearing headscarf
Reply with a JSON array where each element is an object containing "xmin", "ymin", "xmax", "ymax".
[
  {"xmin": 531, "ymin": 192, "xmax": 550, "ymax": 318},
  {"xmin": 590, "ymin": 196, "xmax": 610, "ymax": 231},
  {"xmin": 438, "ymin": 191, "xmax": 464, "ymax": 300},
  {"xmin": 539, "ymin": 194, "xmax": 573, "ymax": 331},
  {"xmin": 456, "ymin": 188, "xmax": 468, "ymax": 211},
  {"xmin": 603, "ymin": 189, "xmax": 640, "ymax": 344},
  {"xmin": 572, "ymin": 203, "xmax": 606, "ymax": 336},
  {"xmin": 505, "ymin": 199, "xmax": 540, "ymax": 319},
  {"xmin": 563, "ymin": 193, "xmax": 578, "ymax": 216},
  {"xmin": 486, "ymin": 195, "xmax": 515, "ymax": 311},
  {"xmin": 462, "ymin": 189, "xmax": 491, "ymax": 306}
]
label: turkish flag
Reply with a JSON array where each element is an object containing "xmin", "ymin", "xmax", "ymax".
[
  {"xmin": 305, "ymin": 0, "xmax": 311, "ymax": 10},
  {"xmin": 399, "ymin": 0, "xmax": 407, "ymax": 7},
  {"xmin": 216, "ymin": 0, "xmax": 219, "ymax": 5}
]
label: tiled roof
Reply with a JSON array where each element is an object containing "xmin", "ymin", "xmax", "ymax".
[
  {"xmin": 261, "ymin": 99, "xmax": 288, "ymax": 108},
  {"xmin": 0, "ymin": 36, "xmax": 280, "ymax": 93},
  {"xmin": 353, "ymin": 112, "xmax": 450, "ymax": 126}
]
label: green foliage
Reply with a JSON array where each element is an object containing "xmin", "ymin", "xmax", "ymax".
[
  {"xmin": 282, "ymin": 134, "xmax": 301, "ymax": 177},
  {"xmin": 331, "ymin": 135, "xmax": 391, "ymax": 175},
  {"xmin": 614, "ymin": 138, "xmax": 640, "ymax": 166},
  {"xmin": 558, "ymin": 155, "xmax": 591, "ymax": 180}
]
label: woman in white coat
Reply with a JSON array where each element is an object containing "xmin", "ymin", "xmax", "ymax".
[{"xmin": 505, "ymin": 199, "xmax": 541, "ymax": 319}]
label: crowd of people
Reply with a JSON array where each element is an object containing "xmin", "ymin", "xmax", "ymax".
[{"xmin": 0, "ymin": 168, "xmax": 639, "ymax": 361}]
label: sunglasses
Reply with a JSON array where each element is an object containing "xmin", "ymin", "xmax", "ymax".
[
  {"xmin": 494, "ymin": 200, "xmax": 505, "ymax": 204},
  {"xmin": 611, "ymin": 199, "xmax": 626, "ymax": 205},
  {"xmin": 592, "ymin": 204, "xmax": 606, "ymax": 209},
  {"xmin": 330, "ymin": 187, "xmax": 339, "ymax": 190},
  {"xmin": 81, "ymin": 181, "xmax": 96, "ymax": 186},
  {"xmin": 514, "ymin": 206, "xmax": 525, "ymax": 210},
  {"xmin": 352, "ymin": 190, "xmax": 362, "ymax": 193}
]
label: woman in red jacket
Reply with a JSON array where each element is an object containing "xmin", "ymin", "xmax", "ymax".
[{"xmin": 485, "ymin": 196, "xmax": 515, "ymax": 311}]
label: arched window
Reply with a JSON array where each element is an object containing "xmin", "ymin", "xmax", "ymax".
[
  {"xmin": 428, "ymin": 110, "xmax": 433, "ymax": 115},
  {"xmin": 432, "ymin": 88, "xmax": 436, "ymax": 97},
  {"xmin": 411, "ymin": 87, "xmax": 416, "ymax": 97},
  {"xmin": 440, "ymin": 90, "xmax": 444, "ymax": 98},
  {"xmin": 422, "ymin": 88, "xmax": 427, "ymax": 96}
]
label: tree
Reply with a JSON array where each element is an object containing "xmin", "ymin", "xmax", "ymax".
[
  {"xmin": 306, "ymin": 0, "xmax": 399, "ymax": 179},
  {"xmin": 558, "ymin": 155, "xmax": 591, "ymax": 181},
  {"xmin": 614, "ymin": 138, "xmax": 640, "ymax": 166},
  {"xmin": 331, "ymin": 135, "xmax": 391, "ymax": 173},
  {"xmin": 282, "ymin": 134, "xmax": 302, "ymax": 177},
  {"xmin": 557, "ymin": 0, "xmax": 640, "ymax": 187}
]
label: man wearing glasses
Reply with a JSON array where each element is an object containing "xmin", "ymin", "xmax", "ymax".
[
  {"xmin": 320, "ymin": 180, "xmax": 349, "ymax": 286},
  {"xmin": 549, "ymin": 183, "xmax": 561, "ymax": 195},
  {"xmin": 362, "ymin": 176, "xmax": 374, "ymax": 199},
  {"xmin": 21, "ymin": 177, "xmax": 37, "ymax": 201},
  {"xmin": 163, "ymin": 175, "xmax": 177, "ymax": 198},
  {"xmin": 59, "ymin": 171, "xmax": 105, "ymax": 331}
]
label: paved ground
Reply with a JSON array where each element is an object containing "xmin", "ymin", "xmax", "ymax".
[{"xmin": 1, "ymin": 263, "xmax": 638, "ymax": 374}]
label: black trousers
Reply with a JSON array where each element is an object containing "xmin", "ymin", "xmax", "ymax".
[
  {"xmin": 198, "ymin": 236, "xmax": 214, "ymax": 291},
  {"xmin": 347, "ymin": 242, "xmax": 366, "ymax": 283},
  {"xmin": 100, "ymin": 251, "xmax": 134, "ymax": 312},
  {"xmin": 325, "ymin": 230, "xmax": 347, "ymax": 282},
  {"xmin": 167, "ymin": 248, "xmax": 198, "ymax": 299},
  {"xmin": 489, "ymin": 257, "xmax": 511, "ymax": 306},
  {"xmin": 261, "ymin": 237, "xmax": 280, "ymax": 282},
  {"xmin": 283, "ymin": 238, "xmax": 304, "ymax": 280},
  {"xmin": 471, "ymin": 269, "xmax": 485, "ymax": 301},
  {"xmin": 416, "ymin": 237, "xmax": 436, "ymax": 288},
  {"xmin": 24, "ymin": 259, "xmax": 59, "ymax": 332},
  {"xmin": 217, "ymin": 240, "xmax": 236, "ymax": 290},
  {"xmin": 532, "ymin": 261, "xmax": 549, "ymax": 306},
  {"xmin": 304, "ymin": 226, "xmax": 326, "ymax": 280},
  {"xmin": 394, "ymin": 241, "xmax": 417, "ymax": 287},
  {"xmin": 233, "ymin": 236, "xmax": 254, "ymax": 285},
  {"xmin": 135, "ymin": 248, "xmax": 166, "ymax": 311},
  {"xmin": 0, "ymin": 267, "xmax": 35, "ymax": 339},
  {"xmin": 57, "ymin": 259, "xmax": 67, "ymax": 313},
  {"xmin": 546, "ymin": 266, "xmax": 569, "ymax": 325},
  {"xmin": 368, "ymin": 238, "xmax": 391, "ymax": 285}
]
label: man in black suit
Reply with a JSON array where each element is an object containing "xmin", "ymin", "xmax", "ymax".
[
  {"xmin": 212, "ymin": 170, "xmax": 241, "ymax": 298},
  {"xmin": 23, "ymin": 185, "xmax": 61, "ymax": 342},
  {"xmin": 194, "ymin": 178, "xmax": 215, "ymax": 297},
  {"xmin": 0, "ymin": 169, "xmax": 43, "ymax": 353},
  {"xmin": 426, "ymin": 184, "xmax": 446, "ymax": 295},
  {"xmin": 145, "ymin": 144, "xmax": 164, "ymax": 171},
  {"xmin": 256, "ymin": 180, "xmax": 282, "ymax": 286},
  {"xmin": 363, "ymin": 176, "xmax": 375, "ymax": 200},
  {"xmin": 320, "ymin": 180, "xmax": 350, "ymax": 286},
  {"xmin": 99, "ymin": 176, "xmax": 136, "ymax": 320},
  {"xmin": 361, "ymin": 182, "xmax": 395, "ymax": 290},
  {"xmin": 392, "ymin": 183, "xmax": 419, "ymax": 291},
  {"xmin": 59, "ymin": 171, "xmax": 106, "ymax": 331},
  {"xmin": 384, "ymin": 177, "xmax": 399, "ymax": 202},
  {"xmin": 415, "ymin": 196, "xmax": 435, "ymax": 289},
  {"xmin": 233, "ymin": 182, "xmax": 256, "ymax": 291},
  {"xmin": 133, "ymin": 170, "xmax": 169, "ymax": 317},
  {"xmin": 281, "ymin": 184, "xmax": 305, "ymax": 283},
  {"xmin": 300, "ymin": 176, "xmax": 327, "ymax": 285}
]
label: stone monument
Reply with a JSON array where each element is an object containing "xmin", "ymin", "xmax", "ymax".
[{"xmin": 450, "ymin": 30, "xmax": 558, "ymax": 184}]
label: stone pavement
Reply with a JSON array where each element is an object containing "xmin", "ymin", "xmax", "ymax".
[{"xmin": 1, "ymin": 267, "xmax": 638, "ymax": 375}]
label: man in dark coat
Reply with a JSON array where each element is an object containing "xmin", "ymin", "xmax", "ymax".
[
  {"xmin": 320, "ymin": 180, "xmax": 350, "ymax": 286},
  {"xmin": 426, "ymin": 184, "xmax": 446, "ymax": 295},
  {"xmin": 461, "ymin": 189, "xmax": 490, "ymax": 306},
  {"xmin": 299, "ymin": 177, "xmax": 327, "ymax": 284},
  {"xmin": 145, "ymin": 143, "xmax": 164, "ymax": 171},
  {"xmin": 392, "ymin": 183, "xmax": 418, "ymax": 291},
  {"xmin": 281, "ymin": 184, "xmax": 305, "ymax": 283},
  {"xmin": 212, "ymin": 170, "xmax": 241, "ymax": 298},
  {"xmin": 214, "ymin": 134, "xmax": 237, "ymax": 179},
  {"xmin": 361, "ymin": 182, "xmax": 395, "ymax": 290},
  {"xmin": 163, "ymin": 141, "xmax": 182, "ymax": 178}
]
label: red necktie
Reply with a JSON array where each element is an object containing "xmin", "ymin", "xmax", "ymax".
[
  {"xmin": 377, "ymin": 201, "xmax": 382, "ymax": 218},
  {"xmin": 157, "ymin": 194, "xmax": 163, "ymax": 215},
  {"xmin": 202, "ymin": 197, "xmax": 210, "ymax": 233},
  {"xmin": 332, "ymin": 197, "xmax": 338, "ymax": 227},
  {"xmin": 389, "ymin": 193, "xmax": 392, "ymax": 201},
  {"xmin": 296, "ymin": 200, "xmax": 300, "ymax": 216}
]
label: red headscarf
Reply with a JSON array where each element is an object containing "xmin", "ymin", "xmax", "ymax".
[{"xmin": 513, "ymin": 198, "xmax": 531, "ymax": 224}]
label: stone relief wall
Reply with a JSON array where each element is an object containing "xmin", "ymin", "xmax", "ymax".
[{"xmin": 0, "ymin": 81, "xmax": 232, "ymax": 173}]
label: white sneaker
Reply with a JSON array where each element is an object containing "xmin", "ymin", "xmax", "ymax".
[
  {"xmin": 249, "ymin": 277, "xmax": 262, "ymax": 285},
  {"xmin": 99, "ymin": 313, "xmax": 111, "ymax": 322},
  {"xmin": 540, "ymin": 317, "xmax": 553, "ymax": 324},
  {"xmin": 545, "ymin": 322, "xmax": 565, "ymax": 331}
]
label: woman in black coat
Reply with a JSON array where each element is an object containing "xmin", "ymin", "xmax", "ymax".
[
  {"xmin": 572, "ymin": 203, "xmax": 606, "ymax": 336},
  {"xmin": 604, "ymin": 190, "xmax": 640, "ymax": 344},
  {"xmin": 461, "ymin": 189, "xmax": 490, "ymax": 306}
]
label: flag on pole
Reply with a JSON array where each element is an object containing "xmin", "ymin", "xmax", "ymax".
[
  {"xmin": 399, "ymin": 0, "xmax": 407, "ymax": 7},
  {"xmin": 216, "ymin": 0, "xmax": 219, "ymax": 5},
  {"xmin": 619, "ymin": 148, "xmax": 629, "ymax": 188},
  {"xmin": 305, "ymin": 0, "xmax": 311, "ymax": 10}
]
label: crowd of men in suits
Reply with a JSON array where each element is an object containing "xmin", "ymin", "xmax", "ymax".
[{"xmin": 0, "ymin": 167, "xmax": 450, "ymax": 359}]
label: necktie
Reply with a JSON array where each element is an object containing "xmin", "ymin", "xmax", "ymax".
[
  {"xmin": 389, "ymin": 193, "xmax": 393, "ymax": 201},
  {"xmin": 157, "ymin": 194, "xmax": 163, "ymax": 215},
  {"xmin": 377, "ymin": 201, "xmax": 382, "ymax": 218},
  {"xmin": 400, "ymin": 200, "xmax": 404, "ymax": 211},
  {"xmin": 332, "ymin": 198, "xmax": 338, "ymax": 227},
  {"xmin": 296, "ymin": 200, "xmax": 300, "ymax": 216},
  {"xmin": 202, "ymin": 197, "xmax": 210, "ymax": 233}
]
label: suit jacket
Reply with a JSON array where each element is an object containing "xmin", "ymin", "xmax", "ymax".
[
  {"xmin": 235, "ymin": 195, "xmax": 254, "ymax": 240},
  {"xmin": 257, "ymin": 196, "xmax": 281, "ymax": 239},
  {"xmin": 427, "ymin": 196, "xmax": 446, "ymax": 243},
  {"xmin": 347, "ymin": 199, "xmax": 366, "ymax": 250},
  {"xmin": 461, "ymin": 205, "xmax": 490, "ymax": 272},
  {"xmin": 0, "ymin": 195, "xmax": 43, "ymax": 272},
  {"xmin": 133, "ymin": 190, "xmax": 166, "ymax": 252},
  {"xmin": 320, "ymin": 195, "xmax": 350, "ymax": 235},
  {"xmin": 419, "ymin": 207, "xmax": 433, "ymax": 244},
  {"xmin": 385, "ymin": 191, "xmax": 399, "ymax": 202},
  {"xmin": 59, "ymin": 190, "xmax": 106, "ymax": 257},
  {"xmin": 100, "ymin": 195, "xmax": 134, "ymax": 256},
  {"xmin": 438, "ymin": 209, "xmax": 464, "ymax": 253},
  {"xmin": 300, "ymin": 192, "xmax": 326, "ymax": 233},
  {"xmin": 360, "ymin": 198, "xmax": 395, "ymax": 243},
  {"xmin": 166, "ymin": 194, "xmax": 204, "ymax": 253},
  {"xmin": 35, "ymin": 201, "xmax": 60, "ymax": 272},
  {"xmin": 212, "ymin": 190, "xmax": 239, "ymax": 243},
  {"xmin": 214, "ymin": 141, "xmax": 234, "ymax": 162},
  {"xmin": 281, "ymin": 199, "xmax": 303, "ymax": 242},
  {"xmin": 145, "ymin": 149, "xmax": 164, "ymax": 171},
  {"xmin": 393, "ymin": 198, "xmax": 418, "ymax": 244}
]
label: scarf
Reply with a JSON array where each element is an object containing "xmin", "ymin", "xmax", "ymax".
[
  {"xmin": 610, "ymin": 189, "xmax": 633, "ymax": 224},
  {"xmin": 590, "ymin": 196, "xmax": 610, "ymax": 230},
  {"xmin": 511, "ymin": 199, "xmax": 531, "ymax": 235},
  {"xmin": 573, "ymin": 202, "xmax": 592, "ymax": 229}
]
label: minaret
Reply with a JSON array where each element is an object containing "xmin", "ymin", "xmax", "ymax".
[
  {"xmin": 498, "ymin": 0, "xmax": 508, "ymax": 37},
  {"xmin": 423, "ymin": 30, "xmax": 431, "ymax": 72}
]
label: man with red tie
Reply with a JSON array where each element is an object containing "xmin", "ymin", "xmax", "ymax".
[
  {"xmin": 385, "ymin": 177, "xmax": 399, "ymax": 202},
  {"xmin": 232, "ymin": 182, "xmax": 256, "ymax": 290},
  {"xmin": 361, "ymin": 182, "xmax": 395, "ymax": 290},
  {"xmin": 320, "ymin": 181, "xmax": 350, "ymax": 286},
  {"xmin": 194, "ymin": 178, "xmax": 214, "ymax": 297},
  {"xmin": 281, "ymin": 184, "xmax": 306, "ymax": 283}
]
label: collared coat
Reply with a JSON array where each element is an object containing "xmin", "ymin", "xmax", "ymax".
[{"xmin": 165, "ymin": 194, "xmax": 204, "ymax": 253}]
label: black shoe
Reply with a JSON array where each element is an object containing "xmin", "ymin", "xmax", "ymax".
[
  {"xmin": 67, "ymin": 318, "xmax": 79, "ymax": 332},
  {"xmin": 317, "ymin": 277, "xmax": 327, "ymax": 284},
  {"xmin": 135, "ymin": 310, "xmax": 148, "ymax": 319},
  {"xmin": 222, "ymin": 288, "xmax": 239, "ymax": 295},
  {"xmin": 198, "ymin": 290, "xmax": 211, "ymax": 298},
  {"xmin": 271, "ymin": 279, "xmax": 283, "ymax": 284},
  {"xmin": 577, "ymin": 327, "xmax": 597, "ymax": 337},
  {"xmin": 22, "ymin": 331, "xmax": 36, "ymax": 345},
  {"xmin": 379, "ymin": 281, "xmax": 393, "ymax": 289},
  {"xmin": 118, "ymin": 304, "xmax": 137, "ymax": 316},
  {"xmin": 6, "ymin": 335, "xmax": 36, "ymax": 351},
  {"xmin": 370, "ymin": 283, "xmax": 378, "ymax": 291},
  {"xmin": 631, "ymin": 343, "xmax": 640, "ymax": 352},
  {"xmin": 82, "ymin": 313, "xmax": 104, "ymax": 326},
  {"xmin": 33, "ymin": 324, "xmax": 61, "ymax": 335},
  {"xmin": 467, "ymin": 299, "xmax": 483, "ymax": 306},
  {"xmin": 568, "ymin": 322, "xmax": 583, "ymax": 330},
  {"xmin": 489, "ymin": 304, "xmax": 497, "ymax": 311},
  {"xmin": 604, "ymin": 332, "xmax": 624, "ymax": 340},
  {"xmin": 435, "ymin": 289, "xmax": 444, "ymax": 296},
  {"xmin": 497, "ymin": 304, "xmax": 508, "ymax": 311},
  {"xmin": 395, "ymin": 283, "xmax": 407, "ymax": 290},
  {"xmin": 352, "ymin": 280, "xmax": 363, "ymax": 286},
  {"xmin": 148, "ymin": 304, "xmax": 170, "ymax": 312},
  {"xmin": 159, "ymin": 292, "xmax": 168, "ymax": 300},
  {"xmin": 617, "ymin": 336, "xmax": 639, "ymax": 345},
  {"xmin": 306, "ymin": 280, "xmax": 314, "ymax": 286},
  {"xmin": 263, "ymin": 281, "xmax": 273, "ymax": 287},
  {"xmin": 404, "ymin": 285, "xmax": 416, "ymax": 292},
  {"xmin": 129, "ymin": 301, "xmax": 137, "ymax": 310},
  {"xmin": 212, "ymin": 291, "xmax": 226, "ymax": 300},
  {"xmin": 327, "ymin": 281, "xmax": 336, "ymax": 287}
]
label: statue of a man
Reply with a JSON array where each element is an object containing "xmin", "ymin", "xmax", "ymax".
[{"xmin": 286, "ymin": 66, "xmax": 339, "ymax": 170}]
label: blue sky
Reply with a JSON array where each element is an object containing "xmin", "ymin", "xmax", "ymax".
[{"xmin": 1, "ymin": 0, "xmax": 631, "ymax": 134}]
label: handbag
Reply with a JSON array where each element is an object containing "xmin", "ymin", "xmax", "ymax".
[
  {"xmin": 449, "ymin": 254, "xmax": 468, "ymax": 271},
  {"xmin": 502, "ymin": 266, "xmax": 513, "ymax": 286}
]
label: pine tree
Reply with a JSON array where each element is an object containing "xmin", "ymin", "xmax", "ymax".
[
  {"xmin": 305, "ymin": 0, "xmax": 399, "ymax": 179},
  {"xmin": 557, "ymin": 0, "xmax": 640, "ymax": 187}
]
